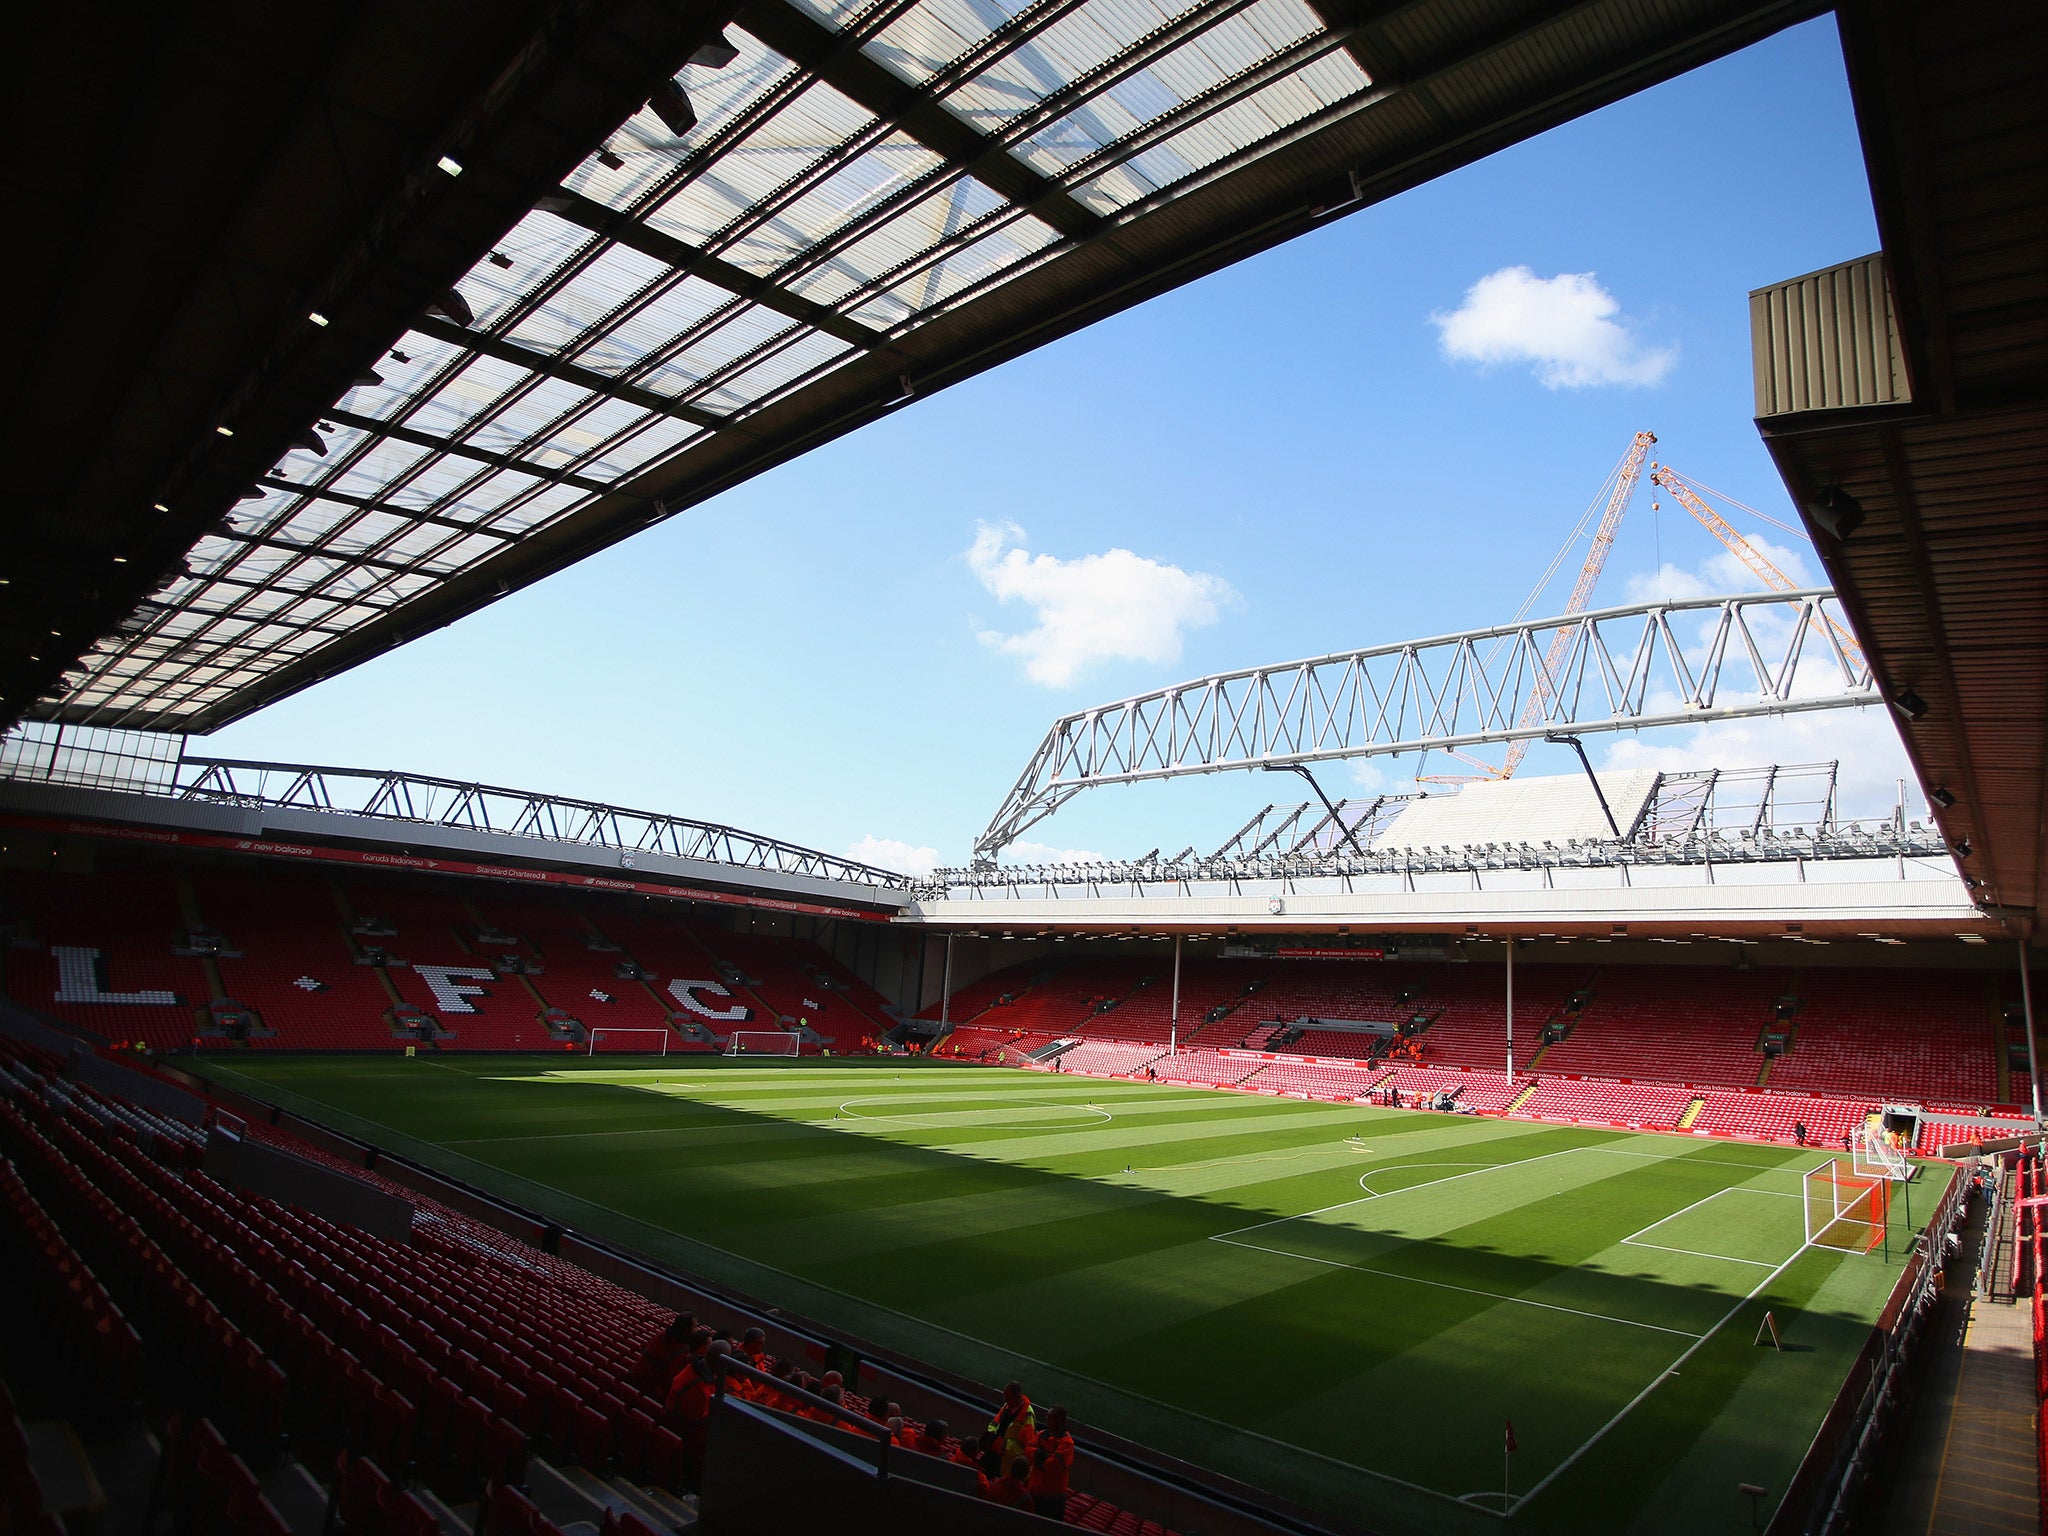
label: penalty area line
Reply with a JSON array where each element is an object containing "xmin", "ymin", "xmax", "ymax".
[
  {"xmin": 1210, "ymin": 1234, "xmax": 1702, "ymax": 1339},
  {"xmin": 1509, "ymin": 1240, "xmax": 1813, "ymax": 1515}
]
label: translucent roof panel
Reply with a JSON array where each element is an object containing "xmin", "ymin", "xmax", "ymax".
[{"xmin": 56, "ymin": 0, "xmax": 1379, "ymax": 729}]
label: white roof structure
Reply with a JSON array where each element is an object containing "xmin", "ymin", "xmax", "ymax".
[{"xmin": 1374, "ymin": 770, "xmax": 1660, "ymax": 853}]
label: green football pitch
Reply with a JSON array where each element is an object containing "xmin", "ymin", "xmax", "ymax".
[{"xmin": 195, "ymin": 1055, "xmax": 1946, "ymax": 1536}]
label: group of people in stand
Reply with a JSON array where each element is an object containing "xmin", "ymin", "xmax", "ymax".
[
  {"xmin": 972, "ymin": 1380, "xmax": 1075, "ymax": 1518},
  {"xmin": 637, "ymin": 1315, "xmax": 1076, "ymax": 1518}
]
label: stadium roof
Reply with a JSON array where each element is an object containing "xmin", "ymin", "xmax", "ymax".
[
  {"xmin": 6, "ymin": 0, "xmax": 1826, "ymax": 734},
  {"xmin": 1755, "ymin": 0, "xmax": 2047, "ymax": 933}
]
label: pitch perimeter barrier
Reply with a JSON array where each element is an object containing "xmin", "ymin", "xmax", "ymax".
[{"xmin": 1768, "ymin": 1166, "xmax": 1969, "ymax": 1536}]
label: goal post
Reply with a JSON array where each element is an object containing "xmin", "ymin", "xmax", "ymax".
[
  {"xmin": 586, "ymin": 1028, "xmax": 671, "ymax": 1056},
  {"xmin": 1803, "ymin": 1160, "xmax": 1889, "ymax": 1253},
  {"xmin": 1852, "ymin": 1121, "xmax": 1914, "ymax": 1182},
  {"xmin": 725, "ymin": 1030, "xmax": 801, "ymax": 1058}
]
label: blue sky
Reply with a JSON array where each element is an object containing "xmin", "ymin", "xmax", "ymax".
[{"xmin": 209, "ymin": 14, "xmax": 1913, "ymax": 873}]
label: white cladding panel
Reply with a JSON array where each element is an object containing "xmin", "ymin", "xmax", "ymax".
[{"xmin": 1374, "ymin": 771, "xmax": 1661, "ymax": 853}]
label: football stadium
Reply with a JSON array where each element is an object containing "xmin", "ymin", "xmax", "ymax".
[{"xmin": 1, "ymin": 2, "xmax": 2042, "ymax": 1536}]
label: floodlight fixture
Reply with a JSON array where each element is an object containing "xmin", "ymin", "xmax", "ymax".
[
  {"xmin": 436, "ymin": 155, "xmax": 464, "ymax": 176},
  {"xmin": 215, "ymin": 425, "xmax": 234, "ymax": 437},
  {"xmin": 1309, "ymin": 169, "xmax": 1367, "ymax": 220},
  {"xmin": 1928, "ymin": 786, "xmax": 1956, "ymax": 808},
  {"xmin": 1952, "ymin": 837, "xmax": 1972, "ymax": 857},
  {"xmin": 649, "ymin": 82, "xmax": 697, "ymax": 137},
  {"xmin": 689, "ymin": 33, "xmax": 740, "ymax": 67},
  {"xmin": 152, "ymin": 503, "xmax": 168, "ymax": 512},
  {"xmin": 1805, "ymin": 485, "xmax": 1864, "ymax": 541},
  {"xmin": 1891, "ymin": 688, "xmax": 1928, "ymax": 721},
  {"xmin": 487, "ymin": 251, "xmax": 513, "ymax": 270},
  {"xmin": 308, "ymin": 311, "xmax": 330, "ymax": 327},
  {"xmin": 595, "ymin": 147, "xmax": 625, "ymax": 171},
  {"xmin": 426, "ymin": 289, "xmax": 475, "ymax": 328}
]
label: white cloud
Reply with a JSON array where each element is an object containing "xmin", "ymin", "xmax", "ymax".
[
  {"xmin": 968, "ymin": 521, "xmax": 1237, "ymax": 688},
  {"xmin": 845, "ymin": 835, "xmax": 942, "ymax": 877},
  {"xmin": 1004, "ymin": 839, "xmax": 1108, "ymax": 866},
  {"xmin": 1434, "ymin": 267, "xmax": 1676, "ymax": 388},
  {"xmin": 1622, "ymin": 535, "xmax": 1815, "ymax": 604}
]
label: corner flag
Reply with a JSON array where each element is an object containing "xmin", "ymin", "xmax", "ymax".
[{"xmin": 1505, "ymin": 1421, "xmax": 1517, "ymax": 1453}]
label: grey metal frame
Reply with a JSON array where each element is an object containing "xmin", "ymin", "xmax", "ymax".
[
  {"xmin": 169, "ymin": 757, "xmax": 909, "ymax": 887},
  {"xmin": 0, "ymin": 728, "xmax": 907, "ymax": 890},
  {"xmin": 974, "ymin": 589, "xmax": 1877, "ymax": 858},
  {"xmin": 923, "ymin": 765, "xmax": 1948, "ymax": 898}
]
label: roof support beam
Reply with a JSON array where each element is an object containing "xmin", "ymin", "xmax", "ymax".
[
  {"xmin": 208, "ymin": 530, "xmax": 449, "ymax": 581},
  {"xmin": 733, "ymin": 0, "xmax": 1104, "ymax": 241},
  {"xmin": 976, "ymin": 590, "xmax": 1880, "ymax": 857},
  {"xmin": 253, "ymin": 477, "xmax": 516, "ymax": 538},
  {"xmin": 320, "ymin": 409, "xmax": 617, "ymax": 494},
  {"xmin": 408, "ymin": 315, "xmax": 733, "ymax": 431},
  {"xmin": 540, "ymin": 190, "xmax": 888, "ymax": 350}
]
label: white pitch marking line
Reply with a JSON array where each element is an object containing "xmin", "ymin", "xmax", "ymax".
[
  {"xmin": 834, "ymin": 1097, "xmax": 1115, "ymax": 1130},
  {"xmin": 1213, "ymin": 1144, "xmax": 1589, "ymax": 1241},
  {"xmin": 1210, "ymin": 1233, "xmax": 1704, "ymax": 1339},
  {"xmin": 1356, "ymin": 1162, "xmax": 1508, "ymax": 1198},
  {"xmin": 1509, "ymin": 1239, "xmax": 1813, "ymax": 1515},
  {"xmin": 439, "ymin": 1122, "xmax": 773, "ymax": 1146},
  {"xmin": 1621, "ymin": 1239, "xmax": 1777, "ymax": 1268},
  {"xmin": 1618, "ymin": 1186, "xmax": 1803, "ymax": 1268}
]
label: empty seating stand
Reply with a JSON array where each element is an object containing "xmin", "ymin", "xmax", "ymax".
[
  {"xmin": 936, "ymin": 956, "xmax": 2002, "ymax": 1154},
  {"xmin": 1690, "ymin": 1090, "xmax": 1872, "ymax": 1147},
  {"xmin": 1152, "ymin": 1049, "xmax": 1262, "ymax": 1087},
  {"xmin": 1531, "ymin": 965, "xmax": 1787, "ymax": 1088},
  {"xmin": 468, "ymin": 896, "xmax": 673, "ymax": 1045},
  {"xmin": 1767, "ymin": 970, "xmax": 1997, "ymax": 1104},
  {"xmin": 0, "ymin": 865, "xmax": 896, "ymax": 1059},
  {"xmin": 1251, "ymin": 1060, "xmax": 1388, "ymax": 1098},
  {"xmin": 4, "ymin": 871, "xmax": 207, "ymax": 1050},
  {"xmin": 1056, "ymin": 1040, "xmax": 1167, "ymax": 1077},
  {"xmin": 197, "ymin": 871, "xmax": 399, "ymax": 1050},
  {"xmin": 1519, "ymin": 1079, "xmax": 1697, "ymax": 1130},
  {"xmin": 0, "ymin": 1034, "xmax": 1194, "ymax": 1536}
]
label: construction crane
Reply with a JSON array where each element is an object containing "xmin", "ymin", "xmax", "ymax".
[
  {"xmin": 1647, "ymin": 464, "xmax": 1865, "ymax": 672},
  {"xmin": 1422, "ymin": 429, "xmax": 1658, "ymax": 782}
]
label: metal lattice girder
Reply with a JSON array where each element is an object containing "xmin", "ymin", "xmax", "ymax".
[
  {"xmin": 974, "ymin": 589, "xmax": 1877, "ymax": 858},
  {"xmin": 173, "ymin": 757, "xmax": 908, "ymax": 888}
]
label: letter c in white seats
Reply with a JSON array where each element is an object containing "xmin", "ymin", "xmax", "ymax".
[{"xmin": 667, "ymin": 979, "xmax": 752, "ymax": 1023}]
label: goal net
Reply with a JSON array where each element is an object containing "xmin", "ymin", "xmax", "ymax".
[
  {"xmin": 1803, "ymin": 1160, "xmax": 1889, "ymax": 1252},
  {"xmin": 587, "ymin": 1028, "xmax": 671, "ymax": 1056},
  {"xmin": 725, "ymin": 1031, "xmax": 801, "ymax": 1057},
  {"xmin": 1852, "ymin": 1120, "xmax": 1914, "ymax": 1182}
]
